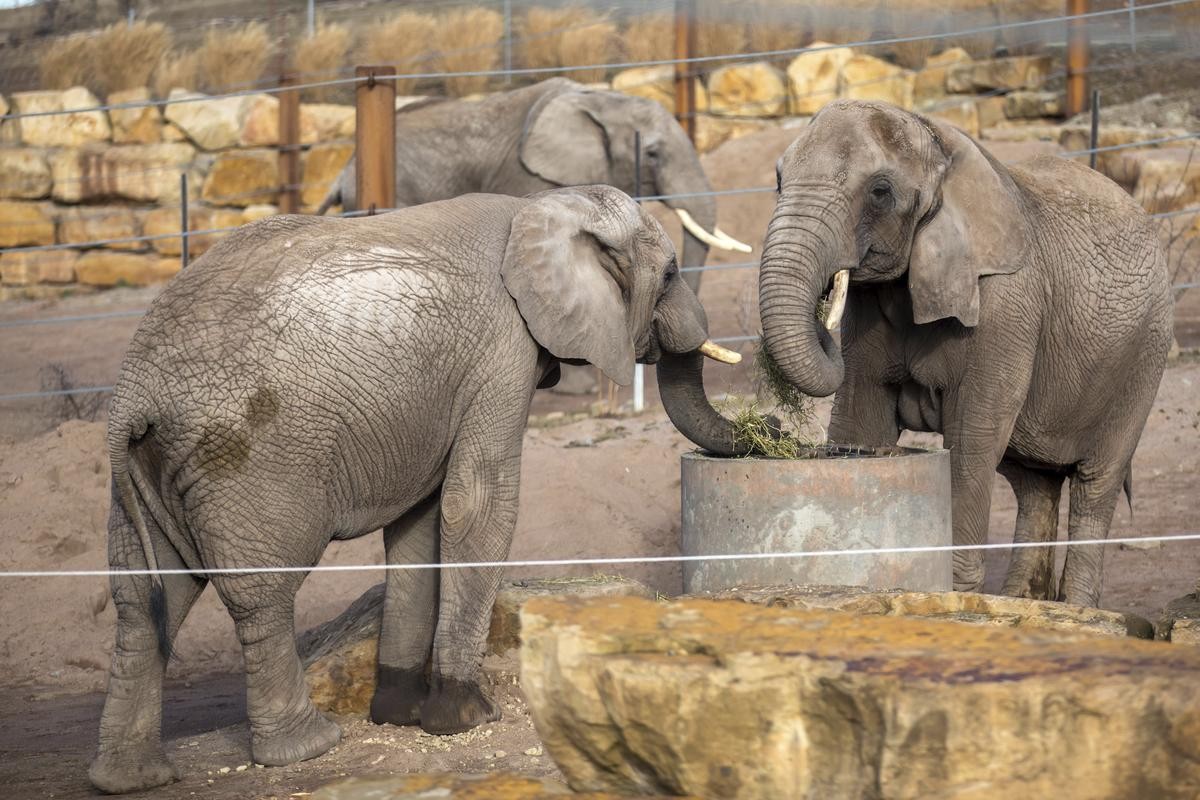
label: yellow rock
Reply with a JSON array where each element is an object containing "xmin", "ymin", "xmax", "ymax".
[
  {"xmin": 108, "ymin": 87, "xmax": 161, "ymax": 144},
  {"xmin": 786, "ymin": 42, "xmax": 852, "ymax": 115},
  {"xmin": 913, "ymin": 47, "xmax": 970, "ymax": 104},
  {"xmin": 50, "ymin": 143, "xmax": 198, "ymax": 203},
  {"xmin": 164, "ymin": 89, "xmax": 266, "ymax": 151},
  {"xmin": 0, "ymin": 250, "xmax": 78, "ymax": 285},
  {"xmin": 0, "ymin": 200, "xmax": 55, "ymax": 247},
  {"xmin": 706, "ymin": 61, "xmax": 787, "ymax": 118},
  {"xmin": 948, "ymin": 55, "xmax": 1053, "ymax": 93},
  {"xmin": 301, "ymin": 103, "xmax": 356, "ymax": 144},
  {"xmin": 312, "ymin": 772, "xmax": 687, "ymax": 799},
  {"xmin": 9, "ymin": 87, "xmax": 111, "ymax": 147},
  {"xmin": 926, "ymin": 96, "xmax": 981, "ymax": 138},
  {"xmin": 521, "ymin": 595, "xmax": 1200, "ymax": 799},
  {"xmin": 141, "ymin": 207, "xmax": 243, "ymax": 256},
  {"xmin": 611, "ymin": 66, "xmax": 708, "ymax": 115},
  {"xmin": 241, "ymin": 204, "xmax": 278, "ymax": 223},
  {"xmin": 975, "ymin": 94, "xmax": 1007, "ymax": 131},
  {"xmin": 58, "ymin": 206, "xmax": 141, "ymax": 251},
  {"xmin": 841, "ymin": 53, "xmax": 915, "ymax": 109},
  {"xmin": 201, "ymin": 149, "xmax": 279, "ymax": 207},
  {"xmin": 75, "ymin": 251, "xmax": 177, "ymax": 286},
  {"xmin": 1004, "ymin": 90, "xmax": 1063, "ymax": 120},
  {"xmin": 693, "ymin": 115, "xmax": 772, "ymax": 154},
  {"xmin": 236, "ymin": 94, "xmax": 279, "ymax": 147},
  {"xmin": 0, "ymin": 148, "xmax": 52, "ymax": 199},
  {"xmin": 1059, "ymin": 125, "xmax": 1192, "ymax": 177},
  {"xmin": 301, "ymin": 142, "xmax": 354, "ymax": 210}
]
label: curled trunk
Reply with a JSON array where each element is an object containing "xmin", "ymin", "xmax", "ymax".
[{"xmin": 656, "ymin": 350, "xmax": 747, "ymax": 457}]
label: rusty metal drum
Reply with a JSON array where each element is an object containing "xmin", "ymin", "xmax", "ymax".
[{"xmin": 680, "ymin": 447, "xmax": 952, "ymax": 594}]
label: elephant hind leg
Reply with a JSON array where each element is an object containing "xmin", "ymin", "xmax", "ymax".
[
  {"xmin": 998, "ymin": 460, "xmax": 1065, "ymax": 601},
  {"xmin": 1058, "ymin": 462, "xmax": 1128, "ymax": 607},
  {"xmin": 90, "ymin": 494, "xmax": 207, "ymax": 794},
  {"xmin": 371, "ymin": 490, "xmax": 441, "ymax": 727}
]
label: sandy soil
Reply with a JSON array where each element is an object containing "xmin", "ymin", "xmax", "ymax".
[{"xmin": 1, "ymin": 123, "xmax": 1199, "ymax": 798}]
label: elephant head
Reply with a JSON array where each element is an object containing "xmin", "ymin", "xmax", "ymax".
[
  {"xmin": 519, "ymin": 83, "xmax": 751, "ymax": 289},
  {"xmin": 501, "ymin": 185, "xmax": 741, "ymax": 391},
  {"xmin": 758, "ymin": 100, "xmax": 1032, "ymax": 399}
]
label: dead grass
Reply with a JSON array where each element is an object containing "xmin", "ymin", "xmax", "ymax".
[
  {"xmin": 623, "ymin": 12, "xmax": 673, "ymax": 63},
  {"xmin": 153, "ymin": 49, "xmax": 199, "ymax": 96},
  {"xmin": 91, "ymin": 21, "xmax": 172, "ymax": 96},
  {"xmin": 518, "ymin": 6, "xmax": 615, "ymax": 82},
  {"xmin": 719, "ymin": 345, "xmax": 822, "ymax": 459},
  {"xmin": 1172, "ymin": 2, "xmax": 1200, "ymax": 50},
  {"xmin": 435, "ymin": 7, "xmax": 504, "ymax": 96},
  {"xmin": 292, "ymin": 20, "xmax": 351, "ymax": 101},
  {"xmin": 559, "ymin": 17, "xmax": 617, "ymax": 82},
  {"xmin": 891, "ymin": 37, "xmax": 939, "ymax": 69},
  {"xmin": 695, "ymin": 12, "xmax": 746, "ymax": 65},
  {"xmin": 746, "ymin": 3, "xmax": 809, "ymax": 55},
  {"xmin": 362, "ymin": 10, "xmax": 437, "ymax": 94},
  {"xmin": 197, "ymin": 22, "xmax": 272, "ymax": 94},
  {"xmin": 37, "ymin": 34, "xmax": 94, "ymax": 91}
]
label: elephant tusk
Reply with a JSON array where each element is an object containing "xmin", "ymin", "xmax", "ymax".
[
  {"xmin": 698, "ymin": 340, "xmax": 743, "ymax": 365},
  {"xmin": 675, "ymin": 209, "xmax": 748, "ymax": 254},
  {"xmin": 824, "ymin": 269, "xmax": 850, "ymax": 332},
  {"xmin": 713, "ymin": 226, "xmax": 754, "ymax": 254}
]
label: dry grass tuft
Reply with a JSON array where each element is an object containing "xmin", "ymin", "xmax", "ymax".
[
  {"xmin": 695, "ymin": 12, "xmax": 746, "ymax": 64},
  {"xmin": 891, "ymin": 37, "xmax": 938, "ymax": 69},
  {"xmin": 292, "ymin": 20, "xmax": 351, "ymax": 101},
  {"xmin": 518, "ymin": 6, "xmax": 615, "ymax": 82},
  {"xmin": 93, "ymin": 21, "xmax": 172, "ymax": 96},
  {"xmin": 434, "ymin": 7, "xmax": 504, "ymax": 96},
  {"xmin": 1175, "ymin": 1, "xmax": 1200, "ymax": 49},
  {"xmin": 153, "ymin": 49, "xmax": 199, "ymax": 96},
  {"xmin": 38, "ymin": 34, "xmax": 95, "ymax": 91},
  {"xmin": 197, "ymin": 23, "xmax": 272, "ymax": 94},
  {"xmin": 719, "ymin": 345, "xmax": 821, "ymax": 459},
  {"xmin": 363, "ymin": 11, "xmax": 438, "ymax": 94},
  {"xmin": 623, "ymin": 12, "xmax": 673, "ymax": 64},
  {"xmin": 746, "ymin": 3, "xmax": 809, "ymax": 55}
]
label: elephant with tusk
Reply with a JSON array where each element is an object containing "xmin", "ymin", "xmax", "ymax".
[
  {"xmin": 88, "ymin": 186, "xmax": 739, "ymax": 794},
  {"xmin": 317, "ymin": 78, "xmax": 752, "ymax": 295}
]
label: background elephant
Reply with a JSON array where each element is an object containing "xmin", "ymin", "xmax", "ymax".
[
  {"xmin": 89, "ymin": 185, "xmax": 738, "ymax": 794},
  {"xmin": 665, "ymin": 100, "xmax": 1173, "ymax": 608},
  {"xmin": 316, "ymin": 77, "xmax": 750, "ymax": 298}
]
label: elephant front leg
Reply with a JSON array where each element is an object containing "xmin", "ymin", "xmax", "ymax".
[
  {"xmin": 371, "ymin": 491, "xmax": 441, "ymax": 727},
  {"xmin": 420, "ymin": 446, "xmax": 523, "ymax": 736}
]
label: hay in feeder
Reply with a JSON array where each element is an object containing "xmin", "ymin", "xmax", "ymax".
[{"xmin": 720, "ymin": 345, "xmax": 824, "ymax": 459}]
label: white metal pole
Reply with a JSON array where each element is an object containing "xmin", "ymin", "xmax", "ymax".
[
  {"xmin": 632, "ymin": 129, "xmax": 645, "ymax": 413},
  {"xmin": 307, "ymin": 0, "xmax": 315, "ymax": 37},
  {"xmin": 633, "ymin": 364, "xmax": 645, "ymax": 413}
]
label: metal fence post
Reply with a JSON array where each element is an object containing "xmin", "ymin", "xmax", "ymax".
[
  {"xmin": 278, "ymin": 72, "xmax": 301, "ymax": 214},
  {"xmin": 355, "ymin": 66, "xmax": 397, "ymax": 216},
  {"xmin": 1065, "ymin": 0, "xmax": 1090, "ymax": 118},
  {"xmin": 180, "ymin": 173, "xmax": 189, "ymax": 269},
  {"xmin": 632, "ymin": 129, "xmax": 645, "ymax": 413},
  {"xmin": 503, "ymin": 0, "xmax": 513, "ymax": 84},
  {"xmin": 674, "ymin": 0, "xmax": 697, "ymax": 144},
  {"xmin": 1127, "ymin": 0, "xmax": 1137, "ymax": 53},
  {"xmin": 307, "ymin": 0, "xmax": 316, "ymax": 38},
  {"xmin": 1089, "ymin": 89, "xmax": 1101, "ymax": 170}
]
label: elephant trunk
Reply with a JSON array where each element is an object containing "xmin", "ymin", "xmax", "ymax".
[
  {"xmin": 656, "ymin": 349, "xmax": 752, "ymax": 457},
  {"xmin": 758, "ymin": 196, "xmax": 854, "ymax": 398}
]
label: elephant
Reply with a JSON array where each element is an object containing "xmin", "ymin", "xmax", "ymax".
[
  {"xmin": 664, "ymin": 100, "xmax": 1173, "ymax": 608},
  {"xmin": 316, "ymin": 77, "xmax": 751, "ymax": 297},
  {"xmin": 88, "ymin": 185, "xmax": 742, "ymax": 794}
]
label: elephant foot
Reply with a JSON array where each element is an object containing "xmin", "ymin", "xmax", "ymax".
[
  {"xmin": 370, "ymin": 665, "xmax": 427, "ymax": 727},
  {"xmin": 89, "ymin": 743, "xmax": 178, "ymax": 794},
  {"xmin": 1001, "ymin": 572, "xmax": 1054, "ymax": 601},
  {"xmin": 251, "ymin": 706, "xmax": 341, "ymax": 766},
  {"xmin": 420, "ymin": 676, "xmax": 499, "ymax": 735}
]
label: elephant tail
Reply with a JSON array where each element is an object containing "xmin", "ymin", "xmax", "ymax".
[
  {"xmin": 109, "ymin": 403, "xmax": 172, "ymax": 663},
  {"xmin": 314, "ymin": 182, "xmax": 341, "ymax": 216},
  {"xmin": 1123, "ymin": 464, "xmax": 1134, "ymax": 518}
]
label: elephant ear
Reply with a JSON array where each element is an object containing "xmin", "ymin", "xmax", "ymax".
[
  {"xmin": 520, "ymin": 90, "xmax": 611, "ymax": 186},
  {"xmin": 501, "ymin": 187, "xmax": 637, "ymax": 386},
  {"xmin": 908, "ymin": 119, "xmax": 1032, "ymax": 327}
]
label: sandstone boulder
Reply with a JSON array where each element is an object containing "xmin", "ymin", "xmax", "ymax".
[
  {"xmin": 301, "ymin": 142, "xmax": 354, "ymax": 209},
  {"xmin": 981, "ymin": 122, "xmax": 1065, "ymax": 142},
  {"xmin": 312, "ymin": 773, "xmax": 686, "ymax": 799},
  {"xmin": 1059, "ymin": 125, "xmax": 1193, "ymax": 177},
  {"xmin": 913, "ymin": 47, "xmax": 970, "ymax": 104},
  {"xmin": 786, "ymin": 43, "xmax": 852, "ymax": 115},
  {"xmin": 1005, "ymin": 90, "xmax": 1063, "ymax": 120},
  {"xmin": 58, "ymin": 206, "xmax": 141, "ymax": 251},
  {"xmin": 0, "ymin": 200, "xmax": 55, "ymax": 247},
  {"xmin": 241, "ymin": 203, "xmax": 278, "ymax": 223},
  {"xmin": 706, "ymin": 62, "xmax": 787, "ymax": 118},
  {"xmin": 75, "ymin": 251, "xmax": 177, "ymax": 286},
  {"xmin": 702, "ymin": 584, "xmax": 1144, "ymax": 639},
  {"xmin": 694, "ymin": 115, "xmax": 772, "ymax": 154},
  {"xmin": 164, "ymin": 90, "xmax": 268, "ymax": 151},
  {"xmin": 0, "ymin": 250, "xmax": 78, "ymax": 285},
  {"xmin": 302, "ymin": 103, "xmax": 356, "ymax": 143},
  {"xmin": 141, "ymin": 206, "xmax": 243, "ymax": 256},
  {"xmin": 299, "ymin": 576, "xmax": 654, "ymax": 716},
  {"xmin": 8, "ymin": 87, "xmax": 111, "ymax": 147},
  {"xmin": 975, "ymin": 94, "xmax": 1008, "ymax": 131},
  {"xmin": 1129, "ymin": 148, "xmax": 1200, "ymax": 214},
  {"xmin": 948, "ymin": 55, "xmax": 1052, "ymax": 93},
  {"xmin": 237, "ymin": 94, "xmax": 279, "ymax": 147},
  {"xmin": 840, "ymin": 53, "xmax": 914, "ymax": 109},
  {"xmin": 925, "ymin": 96, "xmax": 980, "ymax": 138},
  {"xmin": 107, "ymin": 87, "xmax": 161, "ymax": 144},
  {"xmin": 0, "ymin": 148, "xmax": 52, "ymax": 199},
  {"xmin": 201, "ymin": 149, "xmax": 278, "ymax": 207},
  {"xmin": 521, "ymin": 595, "xmax": 1200, "ymax": 798},
  {"xmin": 50, "ymin": 142, "xmax": 197, "ymax": 203},
  {"xmin": 611, "ymin": 66, "xmax": 708, "ymax": 115}
]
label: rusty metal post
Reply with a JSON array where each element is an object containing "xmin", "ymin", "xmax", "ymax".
[
  {"xmin": 673, "ymin": 0, "xmax": 697, "ymax": 143},
  {"xmin": 278, "ymin": 72, "xmax": 301, "ymax": 214},
  {"xmin": 355, "ymin": 66, "xmax": 397, "ymax": 216},
  {"xmin": 1066, "ymin": 0, "xmax": 1090, "ymax": 118},
  {"xmin": 1088, "ymin": 89, "xmax": 1101, "ymax": 170}
]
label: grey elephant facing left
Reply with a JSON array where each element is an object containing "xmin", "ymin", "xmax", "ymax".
[{"xmin": 88, "ymin": 185, "xmax": 736, "ymax": 794}]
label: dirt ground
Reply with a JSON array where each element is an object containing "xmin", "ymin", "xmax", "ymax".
[{"xmin": 2, "ymin": 124, "xmax": 1199, "ymax": 798}]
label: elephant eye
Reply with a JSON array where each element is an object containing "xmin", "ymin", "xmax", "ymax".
[{"xmin": 870, "ymin": 180, "xmax": 893, "ymax": 202}]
